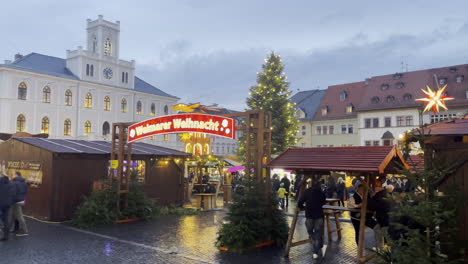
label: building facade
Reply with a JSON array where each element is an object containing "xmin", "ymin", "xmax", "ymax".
[
  {"xmin": 291, "ymin": 90, "xmax": 325, "ymax": 147},
  {"xmin": 0, "ymin": 16, "xmax": 182, "ymax": 150}
]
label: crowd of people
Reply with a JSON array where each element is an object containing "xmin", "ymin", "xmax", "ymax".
[{"xmin": 0, "ymin": 172, "xmax": 29, "ymax": 241}]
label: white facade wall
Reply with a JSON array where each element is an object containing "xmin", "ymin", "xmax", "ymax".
[
  {"xmin": 0, "ymin": 68, "xmax": 182, "ymax": 150},
  {"xmin": 358, "ymin": 108, "xmax": 420, "ymax": 146}
]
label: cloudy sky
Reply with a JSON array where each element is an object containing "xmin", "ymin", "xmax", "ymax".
[{"xmin": 2, "ymin": 0, "xmax": 468, "ymax": 110}]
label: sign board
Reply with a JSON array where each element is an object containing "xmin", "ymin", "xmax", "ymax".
[
  {"xmin": 127, "ymin": 114, "xmax": 236, "ymax": 143},
  {"xmin": 110, "ymin": 160, "xmax": 119, "ymax": 169},
  {"xmin": 1, "ymin": 160, "xmax": 43, "ymax": 188}
]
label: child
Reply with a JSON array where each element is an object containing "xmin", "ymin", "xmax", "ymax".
[{"xmin": 277, "ymin": 183, "xmax": 288, "ymax": 209}]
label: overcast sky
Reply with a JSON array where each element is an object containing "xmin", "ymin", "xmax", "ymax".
[{"xmin": 2, "ymin": 0, "xmax": 468, "ymax": 110}]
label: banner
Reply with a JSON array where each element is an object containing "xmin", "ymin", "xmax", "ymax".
[
  {"xmin": 128, "ymin": 114, "xmax": 236, "ymax": 143},
  {"xmin": 0, "ymin": 160, "xmax": 43, "ymax": 188}
]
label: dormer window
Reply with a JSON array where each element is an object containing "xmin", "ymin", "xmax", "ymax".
[
  {"xmin": 346, "ymin": 104, "xmax": 354, "ymax": 113},
  {"xmin": 371, "ymin": 96, "xmax": 380, "ymax": 104},
  {"xmin": 449, "ymin": 67, "xmax": 457, "ymax": 73},
  {"xmin": 386, "ymin": 95, "xmax": 395, "ymax": 103},
  {"xmin": 340, "ymin": 91, "xmax": 348, "ymax": 101},
  {"xmin": 321, "ymin": 106, "xmax": 329, "ymax": 116},
  {"xmin": 456, "ymin": 75, "xmax": 464, "ymax": 83},
  {"xmin": 439, "ymin": 78, "xmax": 447, "ymax": 85},
  {"xmin": 395, "ymin": 82, "xmax": 405, "ymax": 89},
  {"xmin": 403, "ymin": 93, "xmax": 413, "ymax": 101},
  {"xmin": 380, "ymin": 84, "xmax": 389, "ymax": 91},
  {"xmin": 393, "ymin": 73, "xmax": 402, "ymax": 80}
]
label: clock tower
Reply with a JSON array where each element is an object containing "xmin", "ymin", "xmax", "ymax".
[{"xmin": 66, "ymin": 15, "xmax": 135, "ymax": 88}]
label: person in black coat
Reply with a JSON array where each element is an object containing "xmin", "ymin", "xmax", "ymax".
[
  {"xmin": 348, "ymin": 184, "xmax": 377, "ymax": 245},
  {"xmin": 0, "ymin": 175, "xmax": 16, "ymax": 241},
  {"xmin": 298, "ymin": 182, "xmax": 326, "ymax": 259},
  {"xmin": 272, "ymin": 174, "xmax": 280, "ymax": 192},
  {"xmin": 325, "ymin": 176, "xmax": 337, "ymax": 198},
  {"xmin": 368, "ymin": 179, "xmax": 390, "ymax": 249},
  {"xmin": 336, "ymin": 177, "xmax": 346, "ymax": 206},
  {"xmin": 293, "ymin": 174, "xmax": 303, "ymax": 200},
  {"xmin": 280, "ymin": 176, "xmax": 291, "ymax": 207}
]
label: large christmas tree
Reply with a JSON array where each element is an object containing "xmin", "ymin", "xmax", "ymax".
[{"xmin": 242, "ymin": 52, "xmax": 298, "ymax": 156}]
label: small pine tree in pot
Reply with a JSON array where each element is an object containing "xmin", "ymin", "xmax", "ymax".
[{"xmin": 216, "ymin": 178, "xmax": 289, "ymax": 253}]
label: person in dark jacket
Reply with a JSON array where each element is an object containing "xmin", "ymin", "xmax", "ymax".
[
  {"xmin": 298, "ymin": 182, "xmax": 326, "ymax": 259},
  {"xmin": 280, "ymin": 176, "xmax": 291, "ymax": 207},
  {"xmin": 293, "ymin": 174, "xmax": 303, "ymax": 201},
  {"xmin": 272, "ymin": 174, "xmax": 280, "ymax": 192},
  {"xmin": 368, "ymin": 179, "xmax": 389, "ymax": 250},
  {"xmin": 325, "ymin": 176, "xmax": 337, "ymax": 198},
  {"xmin": 348, "ymin": 184, "xmax": 377, "ymax": 245},
  {"xmin": 0, "ymin": 175, "xmax": 15, "ymax": 241},
  {"xmin": 336, "ymin": 177, "xmax": 346, "ymax": 207}
]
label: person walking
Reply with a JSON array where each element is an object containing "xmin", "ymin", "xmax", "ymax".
[
  {"xmin": 9, "ymin": 172, "xmax": 29, "ymax": 236},
  {"xmin": 298, "ymin": 181, "xmax": 326, "ymax": 259},
  {"xmin": 293, "ymin": 174, "xmax": 303, "ymax": 201},
  {"xmin": 0, "ymin": 175, "xmax": 15, "ymax": 241},
  {"xmin": 280, "ymin": 175, "xmax": 291, "ymax": 207},
  {"xmin": 348, "ymin": 184, "xmax": 377, "ymax": 245},
  {"xmin": 336, "ymin": 177, "xmax": 346, "ymax": 207},
  {"xmin": 368, "ymin": 179, "xmax": 390, "ymax": 250},
  {"xmin": 325, "ymin": 176, "xmax": 337, "ymax": 199},
  {"xmin": 272, "ymin": 174, "xmax": 280, "ymax": 192},
  {"xmin": 277, "ymin": 183, "xmax": 288, "ymax": 209}
]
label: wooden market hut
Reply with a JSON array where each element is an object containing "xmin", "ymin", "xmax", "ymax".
[
  {"xmin": 415, "ymin": 118, "xmax": 468, "ymax": 258},
  {"xmin": 267, "ymin": 145, "xmax": 409, "ymax": 263},
  {"xmin": 0, "ymin": 137, "xmax": 190, "ymax": 221}
]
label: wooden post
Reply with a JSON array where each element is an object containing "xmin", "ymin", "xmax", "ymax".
[
  {"xmin": 284, "ymin": 175, "xmax": 310, "ymax": 257},
  {"xmin": 357, "ymin": 175, "xmax": 370, "ymax": 263}
]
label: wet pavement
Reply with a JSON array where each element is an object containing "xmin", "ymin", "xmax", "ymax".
[{"xmin": 0, "ymin": 198, "xmax": 377, "ymax": 263}]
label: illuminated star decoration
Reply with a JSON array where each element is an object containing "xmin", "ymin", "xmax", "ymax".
[
  {"xmin": 416, "ymin": 85, "xmax": 454, "ymax": 113},
  {"xmin": 179, "ymin": 133, "xmax": 191, "ymax": 141}
]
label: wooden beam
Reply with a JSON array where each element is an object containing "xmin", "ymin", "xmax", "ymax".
[
  {"xmin": 357, "ymin": 175, "xmax": 369, "ymax": 261},
  {"xmin": 291, "ymin": 239, "xmax": 311, "ymax": 247}
]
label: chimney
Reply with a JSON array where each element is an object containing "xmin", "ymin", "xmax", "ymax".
[
  {"xmin": 14, "ymin": 53, "xmax": 23, "ymax": 61},
  {"xmin": 364, "ymin": 78, "xmax": 370, "ymax": 85}
]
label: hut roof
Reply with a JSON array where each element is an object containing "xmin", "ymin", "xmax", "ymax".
[
  {"xmin": 267, "ymin": 146, "xmax": 408, "ymax": 173},
  {"xmin": 12, "ymin": 138, "xmax": 190, "ymax": 157}
]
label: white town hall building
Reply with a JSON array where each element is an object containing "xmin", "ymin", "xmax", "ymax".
[{"xmin": 0, "ymin": 15, "xmax": 182, "ymax": 150}]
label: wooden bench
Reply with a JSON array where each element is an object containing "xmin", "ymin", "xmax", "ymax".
[{"xmin": 193, "ymin": 193, "xmax": 217, "ymax": 210}]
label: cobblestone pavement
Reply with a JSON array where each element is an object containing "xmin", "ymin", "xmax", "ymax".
[{"xmin": 0, "ymin": 198, "xmax": 377, "ymax": 264}]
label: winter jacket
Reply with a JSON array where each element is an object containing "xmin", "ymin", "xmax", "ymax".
[
  {"xmin": 280, "ymin": 177, "xmax": 291, "ymax": 192},
  {"xmin": 12, "ymin": 176, "xmax": 28, "ymax": 203},
  {"xmin": 368, "ymin": 189, "xmax": 390, "ymax": 227},
  {"xmin": 272, "ymin": 179, "xmax": 281, "ymax": 192},
  {"xmin": 336, "ymin": 182, "xmax": 346, "ymax": 200},
  {"xmin": 0, "ymin": 176, "xmax": 16, "ymax": 208},
  {"xmin": 277, "ymin": 187, "xmax": 288, "ymax": 199},
  {"xmin": 298, "ymin": 186, "xmax": 326, "ymax": 219},
  {"xmin": 348, "ymin": 192, "xmax": 376, "ymax": 228}
]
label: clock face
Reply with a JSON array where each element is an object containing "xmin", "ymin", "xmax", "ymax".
[{"xmin": 103, "ymin": 67, "xmax": 113, "ymax": 79}]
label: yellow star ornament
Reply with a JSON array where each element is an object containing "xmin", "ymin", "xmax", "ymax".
[{"xmin": 416, "ymin": 85, "xmax": 454, "ymax": 113}]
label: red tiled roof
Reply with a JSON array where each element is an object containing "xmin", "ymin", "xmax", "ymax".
[
  {"xmin": 312, "ymin": 81, "xmax": 367, "ymax": 121},
  {"xmin": 414, "ymin": 118, "xmax": 468, "ymax": 136},
  {"xmin": 359, "ymin": 64, "xmax": 468, "ymax": 111},
  {"xmin": 407, "ymin": 154, "xmax": 424, "ymax": 172},
  {"xmin": 268, "ymin": 146, "xmax": 408, "ymax": 173}
]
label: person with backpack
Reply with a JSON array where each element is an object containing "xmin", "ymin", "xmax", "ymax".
[{"xmin": 9, "ymin": 172, "xmax": 28, "ymax": 236}]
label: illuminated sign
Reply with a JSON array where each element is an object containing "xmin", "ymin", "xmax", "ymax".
[{"xmin": 127, "ymin": 114, "xmax": 236, "ymax": 143}]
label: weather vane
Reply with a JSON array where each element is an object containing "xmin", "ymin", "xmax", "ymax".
[{"xmin": 416, "ymin": 84, "xmax": 454, "ymax": 114}]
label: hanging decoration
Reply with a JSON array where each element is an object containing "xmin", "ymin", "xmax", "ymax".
[{"xmin": 416, "ymin": 85, "xmax": 454, "ymax": 113}]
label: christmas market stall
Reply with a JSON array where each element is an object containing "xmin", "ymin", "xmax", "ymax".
[
  {"xmin": 0, "ymin": 137, "xmax": 190, "ymax": 221},
  {"xmin": 267, "ymin": 145, "xmax": 409, "ymax": 263}
]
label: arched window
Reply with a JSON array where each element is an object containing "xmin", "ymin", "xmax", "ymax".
[
  {"xmin": 84, "ymin": 121, "xmax": 92, "ymax": 135},
  {"xmin": 64, "ymin": 119, "xmax": 72, "ymax": 136},
  {"xmin": 371, "ymin": 96, "xmax": 380, "ymax": 104},
  {"xmin": 41, "ymin": 117, "xmax": 50, "ymax": 134},
  {"xmin": 65, "ymin": 89, "xmax": 73, "ymax": 106},
  {"xmin": 136, "ymin": 101, "xmax": 142, "ymax": 115},
  {"xmin": 85, "ymin": 93, "xmax": 92, "ymax": 108},
  {"xmin": 43, "ymin": 86, "xmax": 51, "ymax": 103},
  {"xmin": 18, "ymin": 82, "xmax": 27, "ymax": 100},
  {"xmin": 102, "ymin": 122, "xmax": 110, "ymax": 136},
  {"xmin": 386, "ymin": 95, "xmax": 395, "ymax": 103},
  {"xmin": 164, "ymin": 105, "xmax": 169, "ymax": 115},
  {"xmin": 16, "ymin": 114, "xmax": 26, "ymax": 132},
  {"xmin": 150, "ymin": 103, "xmax": 156, "ymax": 116},
  {"xmin": 104, "ymin": 38, "xmax": 111, "ymax": 56},
  {"xmin": 92, "ymin": 36, "xmax": 97, "ymax": 53},
  {"xmin": 104, "ymin": 96, "xmax": 111, "ymax": 111},
  {"xmin": 121, "ymin": 98, "xmax": 127, "ymax": 113}
]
